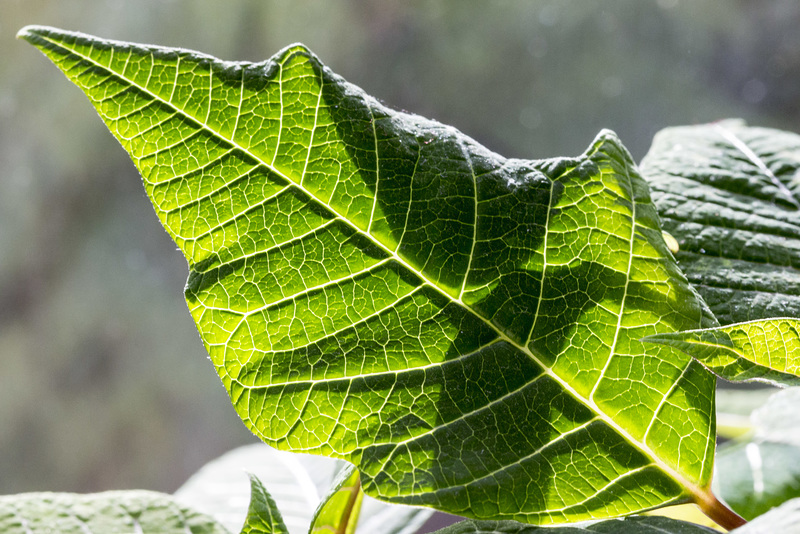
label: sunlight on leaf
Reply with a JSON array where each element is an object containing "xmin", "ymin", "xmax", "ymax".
[
  {"xmin": 644, "ymin": 318, "xmax": 800, "ymax": 387},
  {"xmin": 20, "ymin": 25, "xmax": 721, "ymax": 525},
  {"xmin": 309, "ymin": 464, "xmax": 363, "ymax": 534}
]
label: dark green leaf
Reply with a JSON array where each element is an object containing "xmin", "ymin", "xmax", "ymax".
[
  {"xmin": 241, "ymin": 474, "xmax": 290, "ymax": 534},
  {"xmin": 643, "ymin": 318, "xmax": 800, "ymax": 387},
  {"xmin": 0, "ymin": 490, "xmax": 229, "ymax": 534},
  {"xmin": 20, "ymin": 26, "xmax": 718, "ymax": 524},
  {"xmin": 641, "ymin": 119, "xmax": 800, "ymax": 326},
  {"xmin": 428, "ymin": 516, "xmax": 718, "ymax": 533}
]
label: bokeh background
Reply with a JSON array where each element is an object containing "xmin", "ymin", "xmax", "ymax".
[{"xmin": 2, "ymin": 0, "xmax": 799, "ymax": 497}]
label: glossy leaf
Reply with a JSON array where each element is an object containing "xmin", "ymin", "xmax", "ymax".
[
  {"xmin": 21, "ymin": 26, "xmax": 719, "ymax": 524},
  {"xmin": 644, "ymin": 318, "xmax": 800, "ymax": 387},
  {"xmin": 715, "ymin": 388, "xmax": 800, "ymax": 520},
  {"xmin": 428, "ymin": 516, "xmax": 718, "ymax": 533},
  {"xmin": 641, "ymin": 120, "xmax": 800, "ymax": 326},
  {"xmin": 241, "ymin": 474, "xmax": 290, "ymax": 534},
  {"xmin": 309, "ymin": 464, "xmax": 363, "ymax": 534},
  {"xmin": 174, "ymin": 444, "xmax": 431, "ymax": 534},
  {"xmin": 0, "ymin": 490, "xmax": 229, "ymax": 534}
]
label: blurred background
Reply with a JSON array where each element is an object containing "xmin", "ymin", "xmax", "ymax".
[{"xmin": 1, "ymin": 0, "xmax": 798, "ymax": 498}]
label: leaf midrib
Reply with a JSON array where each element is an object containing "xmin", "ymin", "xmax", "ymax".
[{"xmin": 32, "ymin": 28, "xmax": 708, "ymax": 505}]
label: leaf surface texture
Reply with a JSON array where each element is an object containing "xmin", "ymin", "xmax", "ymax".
[
  {"xmin": 0, "ymin": 490, "xmax": 228, "ymax": 534},
  {"xmin": 641, "ymin": 120, "xmax": 800, "ymax": 325},
  {"xmin": 241, "ymin": 474, "xmax": 290, "ymax": 534},
  {"xmin": 20, "ymin": 26, "xmax": 717, "ymax": 524}
]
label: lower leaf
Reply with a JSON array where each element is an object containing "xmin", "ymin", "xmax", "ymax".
[{"xmin": 0, "ymin": 490, "xmax": 229, "ymax": 534}]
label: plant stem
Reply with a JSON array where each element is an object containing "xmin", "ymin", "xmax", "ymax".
[{"xmin": 696, "ymin": 491, "xmax": 746, "ymax": 530}]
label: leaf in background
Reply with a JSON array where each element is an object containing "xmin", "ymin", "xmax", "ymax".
[
  {"xmin": 427, "ymin": 516, "xmax": 719, "ymax": 533},
  {"xmin": 643, "ymin": 318, "xmax": 800, "ymax": 387},
  {"xmin": 21, "ymin": 26, "xmax": 720, "ymax": 524},
  {"xmin": 641, "ymin": 120, "xmax": 800, "ymax": 326},
  {"xmin": 714, "ymin": 388, "xmax": 800, "ymax": 520},
  {"xmin": 309, "ymin": 464, "xmax": 362, "ymax": 534},
  {"xmin": 241, "ymin": 474, "xmax": 290, "ymax": 534},
  {"xmin": 730, "ymin": 497, "xmax": 800, "ymax": 534},
  {"xmin": 174, "ymin": 444, "xmax": 432, "ymax": 534},
  {"xmin": 0, "ymin": 490, "xmax": 229, "ymax": 534}
]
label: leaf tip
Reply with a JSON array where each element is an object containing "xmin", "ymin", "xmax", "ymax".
[{"xmin": 16, "ymin": 25, "xmax": 43, "ymax": 41}]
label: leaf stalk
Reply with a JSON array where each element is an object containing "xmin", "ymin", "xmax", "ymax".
[{"xmin": 696, "ymin": 491, "xmax": 746, "ymax": 530}]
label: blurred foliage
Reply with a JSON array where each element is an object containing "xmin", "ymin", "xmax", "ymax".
[{"xmin": 2, "ymin": 0, "xmax": 799, "ymax": 496}]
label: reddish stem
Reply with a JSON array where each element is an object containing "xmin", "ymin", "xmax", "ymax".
[{"xmin": 696, "ymin": 491, "xmax": 747, "ymax": 530}]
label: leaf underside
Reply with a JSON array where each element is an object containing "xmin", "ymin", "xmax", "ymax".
[
  {"xmin": 644, "ymin": 318, "xmax": 800, "ymax": 387},
  {"xmin": 641, "ymin": 120, "xmax": 800, "ymax": 326},
  {"xmin": 0, "ymin": 491, "xmax": 228, "ymax": 534},
  {"xmin": 21, "ymin": 26, "xmax": 717, "ymax": 525}
]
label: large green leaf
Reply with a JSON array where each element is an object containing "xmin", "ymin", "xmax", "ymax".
[
  {"xmin": 0, "ymin": 490, "xmax": 229, "ymax": 534},
  {"xmin": 714, "ymin": 388, "xmax": 800, "ymax": 520},
  {"xmin": 20, "ymin": 26, "xmax": 720, "ymax": 525},
  {"xmin": 641, "ymin": 120, "xmax": 800, "ymax": 326},
  {"xmin": 644, "ymin": 318, "xmax": 800, "ymax": 387}
]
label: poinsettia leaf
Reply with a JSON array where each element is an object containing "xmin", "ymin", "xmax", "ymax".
[
  {"xmin": 641, "ymin": 120, "xmax": 800, "ymax": 326},
  {"xmin": 0, "ymin": 490, "xmax": 229, "ymax": 534},
  {"xmin": 643, "ymin": 318, "xmax": 800, "ymax": 387},
  {"xmin": 20, "ymin": 26, "xmax": 719, "ymax": 525}
]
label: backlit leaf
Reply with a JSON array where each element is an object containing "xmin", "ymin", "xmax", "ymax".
[
  {"xmin": 21, "ymin": 26, "xmax": 719, "ymax": 525},
  {"xmin": 309, "ymin": 465, "xmax": 363, "ymax": 534},
  {"xmin": 644, "ymin": 318, "xmax": 800, "ymax": 387}
]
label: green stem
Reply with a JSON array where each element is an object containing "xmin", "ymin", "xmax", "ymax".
[{"xmin": 696, "ymin": 491, "xmax": 746, "ymax": 531}]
